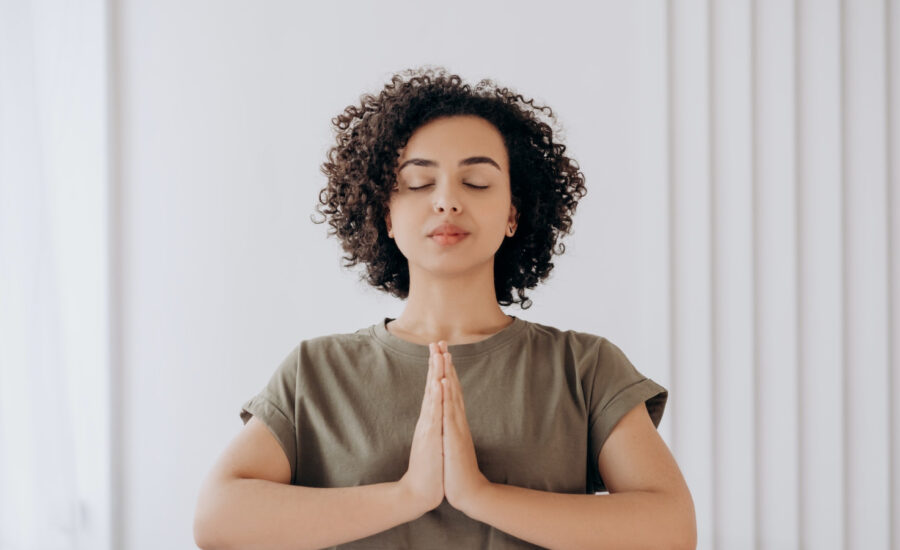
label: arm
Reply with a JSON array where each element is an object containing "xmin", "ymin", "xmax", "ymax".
[
  {"xmin": 193, "ymin": 417, "xmax": 426, "ymax": 550},
  {"xmin": 195, "ymin": 475, "xmax": 421, "ymax": 550},
  {"xmin": 460, "ymin": 403, "xmax": 697, "ymax": 550}
]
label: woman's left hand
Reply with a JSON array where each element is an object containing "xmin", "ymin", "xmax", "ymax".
[{"xmin": 430, "ymin": 341, "xmax": 490, "ymax": 515}]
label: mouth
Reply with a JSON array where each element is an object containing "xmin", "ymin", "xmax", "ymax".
[
  {"xmin": 428, "ymin": 222, "xmax": 469, "ymax": 238},
  {"xmin": 430, "ymin": 233, "xmax": 469, "ymax": 246}
]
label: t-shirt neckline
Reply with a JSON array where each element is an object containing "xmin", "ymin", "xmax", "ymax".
[{"xmin": 371, "ymin": 315, "xmax": 527, "ymax": 359}]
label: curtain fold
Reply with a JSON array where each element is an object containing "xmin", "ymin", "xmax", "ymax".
[{"xmin": 0, "ymin": 1, "xmax": 111, "ymax": 549}]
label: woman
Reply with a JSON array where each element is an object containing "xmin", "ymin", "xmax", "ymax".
[{"xmin": 194, "ymin": 66, "xmax": 696, "ymax": 550}]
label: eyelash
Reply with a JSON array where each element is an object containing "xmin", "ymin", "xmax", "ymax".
[{"xmin": 408, "ymin": 183, "xmax": 488, "ymax": 191}]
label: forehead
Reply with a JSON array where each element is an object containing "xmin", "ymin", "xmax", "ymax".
[{"xmin": 397, "ymin": 115, "xmax": 509, "ymax": 170}]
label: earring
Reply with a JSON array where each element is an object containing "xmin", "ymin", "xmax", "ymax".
[{"xmin": 507, "ymin": 224, "xmax": 515, "ymax": 236}]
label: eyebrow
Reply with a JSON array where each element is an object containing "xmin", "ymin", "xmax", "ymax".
[{"xmin": 397, "ymin": 156, "xmax": 502, "ymax": 173}]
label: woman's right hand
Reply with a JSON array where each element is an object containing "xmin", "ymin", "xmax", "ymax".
[{"xmin": 399, "ymin": 343, "xmax": 444, "ymax": 514}]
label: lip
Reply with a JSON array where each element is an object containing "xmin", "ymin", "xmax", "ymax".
[
  {"xmin": 428, "ymin": 223, "xmax": 470, "ymax": 237},
  {"xmin": 431, "ymin": 233, "xmax": 469, "ymax": 246}
]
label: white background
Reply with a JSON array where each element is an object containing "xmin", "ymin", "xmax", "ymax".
[{"xmin": 1, "ymin": 1, "xmax": 898, "ymax": 549}]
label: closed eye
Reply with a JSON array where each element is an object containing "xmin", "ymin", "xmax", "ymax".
[{"xmin": 408, "ymin": 183, "xmax": 488, "ymax": 190}]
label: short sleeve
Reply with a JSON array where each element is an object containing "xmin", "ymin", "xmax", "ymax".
[
  {"xmin": 587, "ymin": 338, "xmax": 668, "ymax": 493},
  {"xmin": 239, "ymin": 343, "xmax": 300, "ymax": 483}
]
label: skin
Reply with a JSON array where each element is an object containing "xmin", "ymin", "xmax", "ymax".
[
  {"xmin": 389, "ymin": 117, "xmax": 696, "ymax": 544},
  {"xmin": 401, "ymin": 338, "xmax": 489, "ymax": 514},
  {"xmin": 434, "ymin": 339, "xmax": 488, "ymax": 513},
  {"xmin": 383, "ymin": 114, "xmax": 519, "ymax": 345},
  {"xmin": 387, "ymin": 115, "xmax": 518, "ymax": 512}
]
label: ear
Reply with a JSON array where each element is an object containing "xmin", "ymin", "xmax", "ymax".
[
  {"xmin": 385, "ymin": 211, "xmax": 393, "ymax": 238},
  {"xmin": 508, "ymin": 205, "xmax": 519, "ymax": 228}
]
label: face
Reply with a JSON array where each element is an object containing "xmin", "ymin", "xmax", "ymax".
[{"xmin": 384, "ymin": 115, "xmax": 518, "ymax": 275}]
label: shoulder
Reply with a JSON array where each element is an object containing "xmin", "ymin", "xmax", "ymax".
[
  {"xmin": 520, "ymin": 318, "xmax": 608, "ymax": 352},
  {"xmin": 522, "ymin": 320, "xmax": 660, "ymax": 401},
  {"xmin": 300, "ymin": 328, "xmax": 371, "ymax": 350},
  {"xmin": 521, "ymin": 320, "xmax": 623, "ymax": 376},
  {"xmin": 288, "ymin": 323, "xmax": 387, "ymax": 371}
]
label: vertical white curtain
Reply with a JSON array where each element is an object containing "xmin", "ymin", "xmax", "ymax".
[
  {"xmin": 0, "ymin": 1, "xmax": 111, "ymax": 549},
  {"xmin": 638, "ymin": 0, "xmax": 899, "ymax": 549}
]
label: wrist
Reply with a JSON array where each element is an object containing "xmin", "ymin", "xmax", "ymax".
[
  {"xmin": 458, "ymin": 479, "xmax": 494, "ymax": 519},
  {"xmin": 395, "ymin": 478, "xmax": 432, "ymax": 520}
]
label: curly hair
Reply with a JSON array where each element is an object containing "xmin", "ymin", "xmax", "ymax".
[{"xmin": 311, "ymin": 65, "xmax": 587, "ymax": 309}]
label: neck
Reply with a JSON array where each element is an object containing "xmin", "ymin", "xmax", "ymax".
[{"xmin": 390, "ymin": 263, "xmax": 512, "ymax": 343}]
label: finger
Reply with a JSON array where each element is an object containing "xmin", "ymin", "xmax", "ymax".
[
  {"xmin": 429, "ymin": 345, "xmax": 444, "ymax": 418},
  {"xmin": 431, "ymin": 377, "xmax": 442, "ymax": 425},
  {"xmin": 434, "ymin": 347, "xmax": 445, "ymax": 380},
  {"xmin": 434, "ymin": 348, "xmax": 447, "ymax": 387},
  {"xmin": 441, "ymin": 378, "xmax": 450, "ymax": 427},
  {"xmin": 443, "ymin": 353, "xmax": 468, "ymax": 422},
  {"xmin": 444, "ymin": 352, "xmax": 457, "ymax": 383},
  {"xmin": 428, "ymin": 343, "xmax": 435, "ymax": 378},
  {"xmin": 442, "ymin": 377, "xmax": 453, "ymax": 419},
  {"xmin": 442, "ymin": 377, "xmax": 462, "ymax": 437},
  {"xmin": 430, "ymin": 352, "xmax": 441, "ymax": 392},
  {"xmin": 444, "ymin": 352, "xmax": 461, "ymax": 399},
  {"xmin": 439, "ymin": 341, "xmax": 451, "ymax": 379},
  {"xmin": 420, "ymin": 355, "xmax": 433, "ymax": 415}
]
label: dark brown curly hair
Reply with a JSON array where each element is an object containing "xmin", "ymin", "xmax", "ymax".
[{"xmin": 311, "ymin": 65, "xmax": 587, "ymax": 309}]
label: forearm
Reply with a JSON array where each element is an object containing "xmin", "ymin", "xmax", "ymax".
[
  {"xmin": 462, "ymin": 482, "xmax": 696, "ymax": 550},
  {"xmin": 194, "ymin": 477, "xmax": 422, "ymax": 550}
]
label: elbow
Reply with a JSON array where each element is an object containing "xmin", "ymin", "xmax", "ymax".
[
  {"xmin": 194, "ymin": 511, "xmax": 238, "ymax": 550},
  {"xmin": 193, "ymin": 520, "xmax": 211, "ymax": 550},
  {"xmin": 684, "ymin": 515, "xmax": 697, "ymax": 550},
  {"xmin": 671, "ymin": 490, "xmax": 697, "ymax": 550},
  {"xmin": 193, "ymin": 510, "xmax": 223, "ymax": 550},
  {"xmin": 656, "ymin": 518, "xmax": 695, "ymax": 550},
  {"xmin": 653, "ymin": 522, "xmax": 695, "ymax": 550},
  {"xmin": 194, "ymin": 481, "xmax": 231, "ymax": 550},
  {"xmin": 652, "ymin": 488, "xmax": 696, "ymax": 550},
  {"xmin": 676, "ymin": 524, "xmax": 697, "ymax": 550}
]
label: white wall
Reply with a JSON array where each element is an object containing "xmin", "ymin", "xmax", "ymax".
[
  {"xmin": 117, "ymin": 1, "xmax": 655, "ymax": 548},
  {"xmin": 0, "ymin": 1, "xmax": 111, "ymax": 549},
  {"xmin": 79, "ymin": 0, "xmax": 900, "ymax": 548}
]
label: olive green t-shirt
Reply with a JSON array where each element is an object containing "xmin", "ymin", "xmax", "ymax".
[{"xmin": 239, "ymin": 316, "xmax": 668, "ymax": 549}]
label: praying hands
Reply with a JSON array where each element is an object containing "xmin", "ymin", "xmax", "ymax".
[{"xmin": 398, "ymin": 341, "xmax": 490, "ymax": 517}]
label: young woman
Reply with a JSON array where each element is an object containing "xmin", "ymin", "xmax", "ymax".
[{"xmin": 194, "ymin": 66, "xmax": 696, "ymax": 550}]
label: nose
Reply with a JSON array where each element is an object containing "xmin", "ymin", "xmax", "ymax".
[
  {"xmin": 432, "ymin": 184, "xmax": 461, "ymax": 213},
  {"xmin": 433, "ymin": 201, "xmax": 460, "ymax": 213}
]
